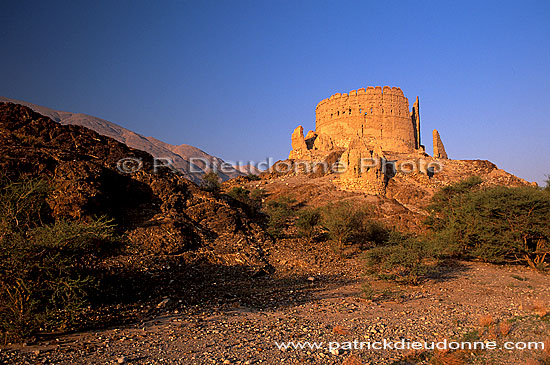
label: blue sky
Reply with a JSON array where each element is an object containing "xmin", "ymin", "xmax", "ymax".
[{"xmin": 1, "ymin": 0, "xmax": 549, "ymax": 184}]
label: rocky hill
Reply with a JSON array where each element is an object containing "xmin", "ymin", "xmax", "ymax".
[
  {"xmin": 0, "ymin": 97, "xmax": 247, "ymax": 183},
  {"xmin": 0, "ymin": 102, "xmax": 269, "ymax": 266}
]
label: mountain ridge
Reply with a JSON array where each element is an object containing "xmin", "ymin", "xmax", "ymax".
[{"xmin": 0, "ymin": 96, "xmax": 246, "ymax": 183}]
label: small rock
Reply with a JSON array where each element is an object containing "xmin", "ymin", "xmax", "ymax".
[
  {"xmin": 330, "ymin": 348, "xmax": 342, "ymax": 355},
  {"xmin": 117, "ymin": 356, "xmax": 127, "ymax": 364},
  {"xmin": 157, "ymin": 298, "xmax": 171, "ymax": 308},
  {"xmin": 307, "ymin": 277, "xmax": 315, "ymax": 282}
]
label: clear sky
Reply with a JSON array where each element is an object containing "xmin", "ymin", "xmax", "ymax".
[{"xmin": 1, "ymin": 0, "xmax": 549, "ymax": 185}]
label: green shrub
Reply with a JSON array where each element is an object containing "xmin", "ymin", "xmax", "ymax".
[
  {"xmin": 265, "ymin": 195, "xmax": 296, "ymax": 237},
  {"xmin": 427, "ymin": 179, "xmax": 550, "ymax": 269},
  {"xmin": 0, "ymin": 175, "xmax": 51, "ymax": 235},
  {"xmin": 249, "ymin": 188, "xmax": 265, "ymax": 203},
  {"xmin": 227, "ymin": 186, "xmax": 263, "ymax": 212},
  {"xmin": 361, "ymin": 221, "xmax": 390, "ymax": 248},
  {"xmin": 247, "ymin": 174, "xmax": 261, "ymax": 181},
  {"xmin": 364, "ymin": 232, "xmax": 431, "ymax": 285},
  {"xmin": 360, "ymin": 281, "xmax": 375, "ymax": 300},
  {"xmin": 227, "ymin": 186, "xmax": 250, "ymax": 202},
  {"xmin": 320, "ymin": 201, "xmax": 369, "ymax": 250},
  {"xmin": 201, "ymin": 172, "xmax": 221, "ymax": 192},
  {"xmin": 296, "ymin": 207, "xmax": 321, "ymax": 243},
  {"xmin": 0, "ymin": 176, "xmax": 117, "ymax": 341}
]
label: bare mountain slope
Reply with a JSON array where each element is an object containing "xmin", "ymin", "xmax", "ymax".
[{"xmin": 0, "ymin": 96, "xmax": 245, "ymax": 183}]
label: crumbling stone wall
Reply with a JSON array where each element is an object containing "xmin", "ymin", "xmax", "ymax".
[{"xmin": 433, "ymin": 129, "xmax": 448, "ymax": 159}]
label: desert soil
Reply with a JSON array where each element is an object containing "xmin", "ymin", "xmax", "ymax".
[{"xmin": 1, "ymin": 259, "xmax": 549, "ymax": 365}]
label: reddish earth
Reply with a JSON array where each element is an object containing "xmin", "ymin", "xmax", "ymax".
[{"xmin": 1, "ymin": 260, "xmax": 549, "ymax": 364}]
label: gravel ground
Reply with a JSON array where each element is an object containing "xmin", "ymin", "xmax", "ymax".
[{"xmin": 2, "ymin": 261, "xmax": 549, "ymax": 364}]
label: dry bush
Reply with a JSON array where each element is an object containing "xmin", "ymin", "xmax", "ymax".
[{"xmin": 0, "ymin": 176, "xmax": 117, "ymax": 341}]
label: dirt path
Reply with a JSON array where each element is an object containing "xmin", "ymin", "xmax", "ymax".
[{"xmin": 1, "ymin": 262, "xmax": 549, "ymax": 364}]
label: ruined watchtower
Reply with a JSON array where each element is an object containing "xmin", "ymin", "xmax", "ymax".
[
  {"xmin": 290, "ymin": 86, "xmax": 434, "ymax": 160},
  {"xmin": 314, "ymin": 86, "xmax": 423, "ymax": 154}
]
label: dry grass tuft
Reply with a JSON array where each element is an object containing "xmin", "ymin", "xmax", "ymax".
[
  {"xmin": 342, "ymin": 354, "xmax": 363, "ymax": 365},
  {"xmin": 432, "ymin": 348, "xmax": 466, "ymax": 365},
  {"xmin": 332, "ymin": 325, "xmax": 351, "ymax": 335},
  {"xmin": 478, "ymin": 314, "xmax": 495, "ymax": 327},
  {"xmin": 532, "ymin": 300, "xmax": 549, "ymax": 317},
  {"xmin": 499, "ymin": 321, "xmax": 512, "ymax": 337}
]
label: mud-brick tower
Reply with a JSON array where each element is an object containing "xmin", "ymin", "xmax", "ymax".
[{"xmin": 314, "ymin": 86, "xmax": 422, "ymax": 154}]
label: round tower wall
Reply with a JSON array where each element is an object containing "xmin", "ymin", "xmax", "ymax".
[{"xmin": 315, "ymin": 86, "xmax": 416, "ymax": 153}]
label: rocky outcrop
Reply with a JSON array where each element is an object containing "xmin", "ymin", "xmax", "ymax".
[
  {"xmin": 0, "ymin": 102, "xmax": 270, "ymax": 269},
  {"xmin": 433, "ymin": 129, "xmax": 448, "ymax": 159}
]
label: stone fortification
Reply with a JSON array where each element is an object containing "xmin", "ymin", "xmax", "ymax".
[{"xmin": 287, "ymin": 85, "xmax": 450, "ymax": 195}]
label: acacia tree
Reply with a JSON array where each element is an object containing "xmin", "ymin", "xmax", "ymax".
[
  {"xmin": 296, "ymin": 207, "xmax": 321, "ymax": 244},
  {"xmin": 201, "ymin": 172, "xmax": 221, "ymax": 192},
  {"xmin": 321, "ymin": 201, "xmax": 368, "ymax": 250},
  {"xmin": 427, "ymin": 179, "xmax": 550, "ymax": 270}
]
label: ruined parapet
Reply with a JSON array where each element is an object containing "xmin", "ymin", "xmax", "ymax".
[
  {"xmin": 411, "ymin": 96, "xmax": 421, "ymax": 149},
  {"xmin": 288, "ymin": 125, "xmax": 308, "ymax": 159},
  {"xmin": 335, "ymin": 138, "xmax": 388, "ymax": 195},
  {"xmin": 433, "ymin": 129, "xmax": 448, "ymax": 159},
  {"xmin": 304, "ymin": 130, "xmax": 317, "ymax": 149}
]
